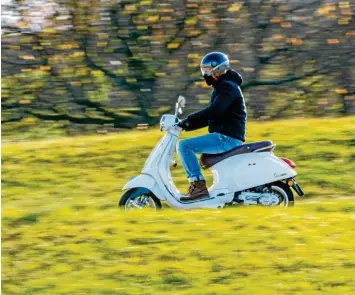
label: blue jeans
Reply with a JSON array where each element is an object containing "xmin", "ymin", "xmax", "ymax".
[{"xmin": 177, "ymin": 133, "xmax": 243, "ymax": 182}]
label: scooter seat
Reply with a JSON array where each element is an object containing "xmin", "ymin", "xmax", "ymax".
[{"xmin": 199, "ymin": 140, "xmax": 274, "ymax": 169}]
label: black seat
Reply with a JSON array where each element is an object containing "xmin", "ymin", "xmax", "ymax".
[{"xmin": 200, "ymin": 140, "xmax": 274, "ymax": 169}]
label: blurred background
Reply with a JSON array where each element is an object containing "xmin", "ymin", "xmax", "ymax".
[
  {"xmin": 2, "ymin": 0, "xmax": 355, "ymax": 138},
  {"xmin": 2, "ymin": 2, "xmax": 355, "ymax": 295}
]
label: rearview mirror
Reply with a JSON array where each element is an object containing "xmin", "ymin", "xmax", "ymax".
[
  {"xmin": 175, "ymin": 95, "xmax": 186, "ymax": 117},
  {"xmin": 177, "ymin": 95, "xmax": 186, "ymax": 108}
]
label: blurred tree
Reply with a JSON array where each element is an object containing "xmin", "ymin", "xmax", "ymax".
[{"xmin": 2, "ymin": 0, "xmax": 354, "ymax": 131}]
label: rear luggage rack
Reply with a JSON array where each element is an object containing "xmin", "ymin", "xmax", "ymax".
[{"xmin": 254, "ymin": 144, "xmax": 276, "ymax": 152}]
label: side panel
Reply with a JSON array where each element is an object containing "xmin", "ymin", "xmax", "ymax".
[
  {"xmin": 210, "ymin": 152, "xmax": 296, "ymax": 192},
  {"xmin": 122, "ymin": 174, "xmax": 167, "ymax": 200}
]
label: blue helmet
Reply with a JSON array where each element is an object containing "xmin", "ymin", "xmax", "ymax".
[{"xmin": 200, "ymin": 52, "xmax": 230, "ymax": 79}]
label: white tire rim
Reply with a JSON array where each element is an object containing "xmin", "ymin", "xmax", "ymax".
[
  {"xmin": 271, "ymin": 185, "xmax": 289, "ymax": 208},
  {"xmin": 125, "ymin": 195, "xmax": 157, "ymax": 211}
]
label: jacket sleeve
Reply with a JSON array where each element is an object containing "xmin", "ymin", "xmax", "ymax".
[
  {"xmin": 187, "ymin": 82, "xmax": 236, "ymax": 128},
  {"xmin": 184, "ymin": 118, "xmax": 209, "ymax": 131}
]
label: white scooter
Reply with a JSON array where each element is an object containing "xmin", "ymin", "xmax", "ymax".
[{"xmin": 120, "ymin": 96, "xmax": 304, "ymax": 211}]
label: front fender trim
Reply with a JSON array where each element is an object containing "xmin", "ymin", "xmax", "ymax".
[{"xmin": 122, "ymin": 174, "xmax": 166, "ymax": 200}]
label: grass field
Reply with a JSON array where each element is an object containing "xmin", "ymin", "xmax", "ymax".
[{"xmin": 2, "ymin": 117, "xmax": 355, "ymax": 294}]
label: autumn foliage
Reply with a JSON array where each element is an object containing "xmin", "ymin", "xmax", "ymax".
[{"xmin": 2, "ymin": 0, "xmax": 355, "ymax": 131}]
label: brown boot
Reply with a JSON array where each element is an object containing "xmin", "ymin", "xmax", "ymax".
[{"xmin": 180, "ymin": 180, "xmax": 209, "ymax": 201}]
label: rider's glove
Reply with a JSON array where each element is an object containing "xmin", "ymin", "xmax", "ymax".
[{"xmin": 178, "ymin": 118, "xmax": 190, "ymax": 130}]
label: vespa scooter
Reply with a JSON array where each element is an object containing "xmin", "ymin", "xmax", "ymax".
[{"xmin": 120, "ymin": 96, "xmax": 304, "ymax": 210}]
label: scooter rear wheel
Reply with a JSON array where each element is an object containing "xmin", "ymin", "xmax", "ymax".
[
  {"xmin": 270, "ymin": 181, "xmax": 295, "ymax": 208},
  {"xmin": 119, "ymin": 188, "xmax": 162, "ymax": 211}
]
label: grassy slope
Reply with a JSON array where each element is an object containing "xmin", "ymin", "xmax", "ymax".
[{"xmin": 2, "ymin": 117, "xmax": 355, "ymax": 294}]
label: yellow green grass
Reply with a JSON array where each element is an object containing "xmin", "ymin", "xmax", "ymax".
[{"xmin": 2, "ymin": 117, "xmax": 355, "ymax": 294}]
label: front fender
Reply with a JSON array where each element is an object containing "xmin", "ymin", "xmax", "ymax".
[{"xmin": 122, "ymin": 174, "xmax": 166, "ymax": 200}]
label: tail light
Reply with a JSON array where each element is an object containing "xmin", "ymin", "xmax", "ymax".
[{"xmin": 281, "ymin": 157, "xmax": 296, "ymax": 169}]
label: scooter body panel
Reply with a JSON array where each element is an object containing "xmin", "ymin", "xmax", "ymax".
[{"xmin": 210, "ymin": 152, "xmax": 296, "ymax": 192}]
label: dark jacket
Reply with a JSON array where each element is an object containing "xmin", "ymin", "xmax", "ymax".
[{"xmin": 186, "ymin": 69, "xmax": 247, "ymax": 142}]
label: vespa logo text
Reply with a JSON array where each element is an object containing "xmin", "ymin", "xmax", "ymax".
[{"xmin": 274, "ymin": 172, "xmax": 287, "ymax": 178}]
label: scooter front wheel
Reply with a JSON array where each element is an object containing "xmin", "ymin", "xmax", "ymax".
[{"xmin": 119, "ymin": 188, "xmax": 162, "ymax": 211}]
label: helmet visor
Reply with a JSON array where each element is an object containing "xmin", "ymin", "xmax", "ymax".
[
  {"xmin": 200, "ymin": 60, "xmax": 230, "ymax": 76},
  {"xmin": 200, "ymin": 65, "xmax": 213, "ymax": 76}
]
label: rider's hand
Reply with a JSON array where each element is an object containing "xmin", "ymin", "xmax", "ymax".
[{"xmin": 178, "ymin": 118, "xmax": 190, "ymax": 130}]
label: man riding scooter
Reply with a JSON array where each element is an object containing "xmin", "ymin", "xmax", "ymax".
[{"xmin": 177, "ymin": 52, "xmax": 247, "ymax": 201}]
